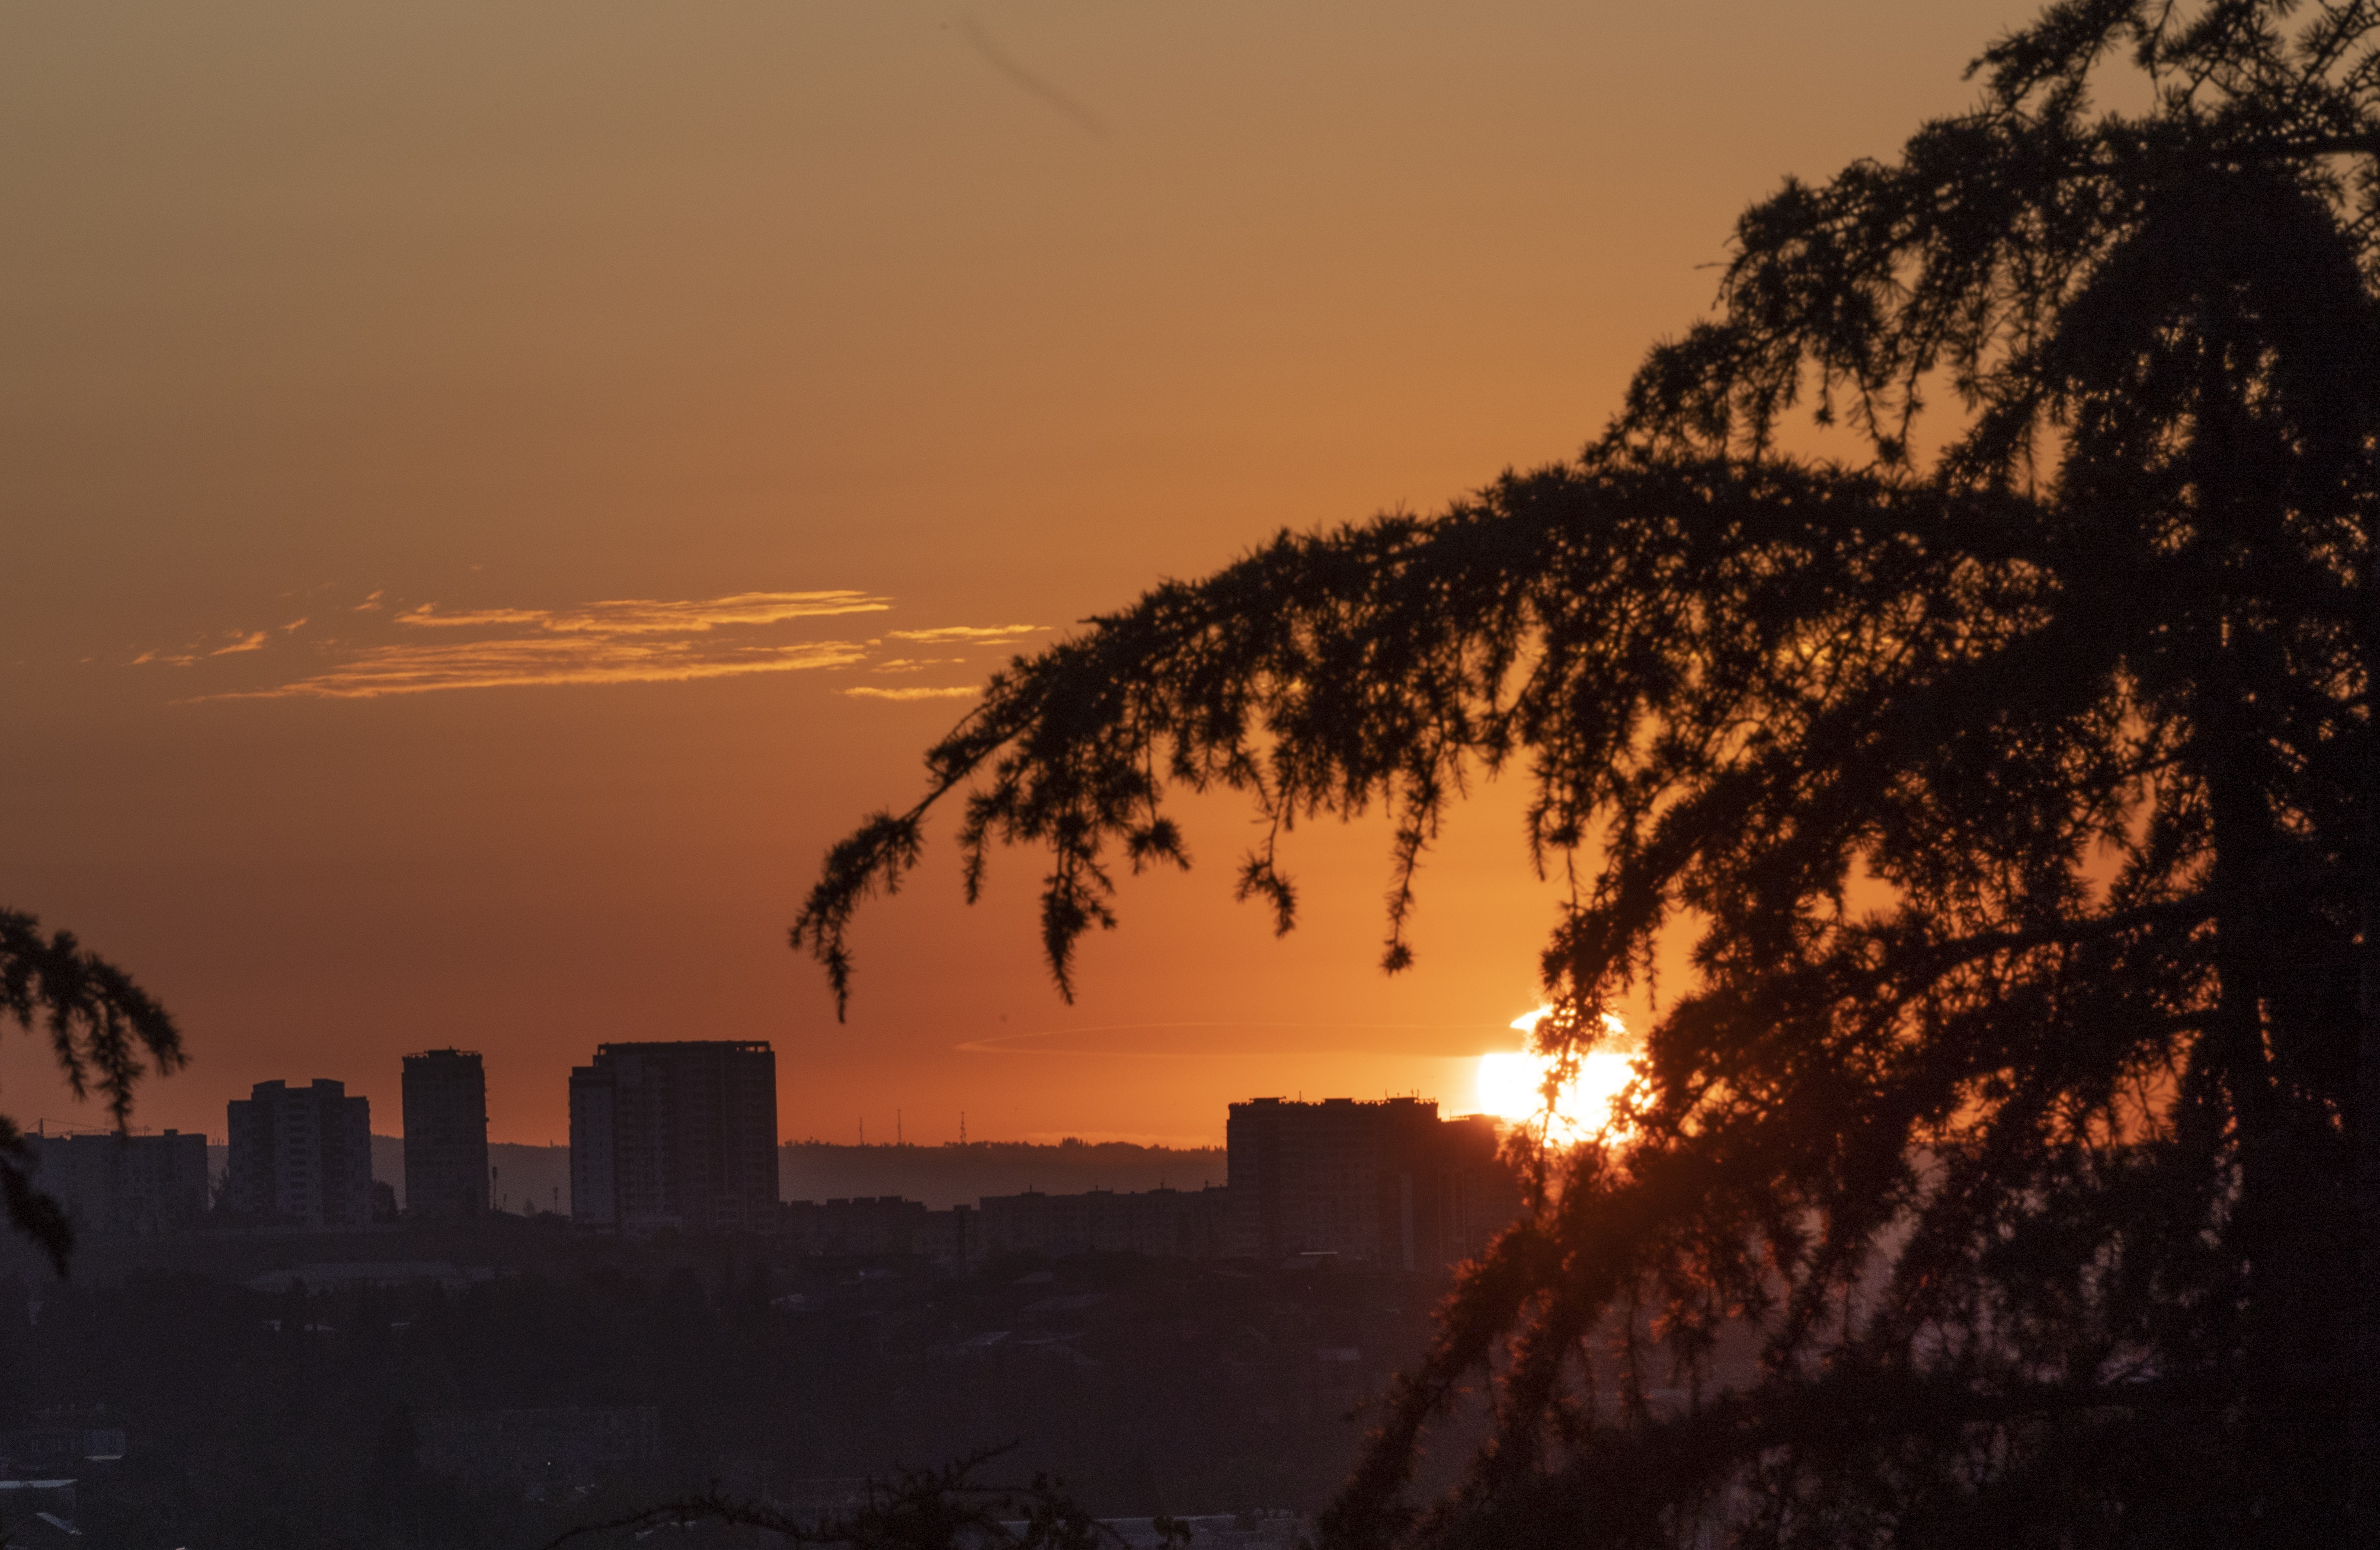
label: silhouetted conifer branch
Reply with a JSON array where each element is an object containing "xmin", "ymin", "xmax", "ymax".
[
  {"xmin": 0, "ymin": 908, "xmax": 183, "ymax": 1271},
  {"xmin": 547, "ymin": 1447, "xmax": 1194, "ymax": 1549},
  {"xmin": 795, "ymin": 1, "xmax": 2380, "ymax": 1542}
]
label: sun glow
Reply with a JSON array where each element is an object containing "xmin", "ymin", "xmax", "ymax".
[{"xmin": 1476, "ymin": 1006, "xmax": 1639, "ymax": 1144}]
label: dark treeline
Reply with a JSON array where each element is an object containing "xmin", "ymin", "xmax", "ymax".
[
  {"xmin": 779, "ymin": 1140, "xmax": 1226, "ymax": 1210},
  {"xmin": 0, "ymin": 1220, "xmax": 1435, "ymax": 1547}
]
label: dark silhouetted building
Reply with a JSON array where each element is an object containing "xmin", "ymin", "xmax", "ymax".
[
  {"xmin": 569, "ymin": 1041, "xmax": 778, "ymax": 1232},
  {"xmin": 31, "ymin": 1130, "xmax": 208, "ymax": 1236},
  {"xmin": 782, "ymin": 1195, "xmax": 934, "ymax": 1257},
  {"xmin": 975, "ymin": 1184, "xmax": 1229, "ymax": 1261},
  {"xmin": 1226, "ymin": 1097, "xmax": 1518, "ymax": 1268},
  {"xmin": 401, "ymin": 1048, "xmax": 489, "ymax": 1218},
  {"xmin": 776, "ymin": 1196, "xmax": 977, "ymax": 1270},
  {"xmin": 225, "ymin": 1079, "xmax": 373, "ymax": 1228}
]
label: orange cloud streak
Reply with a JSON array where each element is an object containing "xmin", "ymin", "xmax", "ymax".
[
  {"xmin": 842, "ymin": 685, "xmax": 979, "ymax": 701},
  {"xmin": 214, "ymin": 637, "xmax": 866, "ymax": 700},
  {"xmin": 885, "ymin": 624, "xmax": 1042, "ymax": 644},
  {"xmin": 398, "ymin": 591, "xmax": 888, "ymax": 634}
]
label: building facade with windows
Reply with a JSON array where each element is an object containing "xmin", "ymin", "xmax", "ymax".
[
  {"xmin": 1225, "ymin": 1096, "xmax": 1517, "ymax": 1269},
  {"xmin": 569, "ymin": 1041, "xmax": 778, "ymax": 1232},
  {"xmin": 225, "ymin": 1079, "xmax": 374, "ymax": 1228},
  {"xmin": 402, "ymin": 1048, "xmax": 489, "ymax": 1218},
  {"xmin": 31, "ymin": 1130, "xmax": 209, "ymax": 1236}
]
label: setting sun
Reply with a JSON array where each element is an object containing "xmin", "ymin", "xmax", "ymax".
[{"xmin": 1474, "ymin": 1006, "xmax": 1640, "ymax": 1143}]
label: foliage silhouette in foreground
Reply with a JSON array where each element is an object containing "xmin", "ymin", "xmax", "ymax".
[
  {"xmin": 550, "ymin": 1449, "xmax": 1194, "ymax": 1549},
  {"xmin": 797, "ymin": 2, "xmax": 2380, "ymax": 1544},
  {"xmin": 0, "ymin": 909, "xmax": 182, "ymax": 1272}
]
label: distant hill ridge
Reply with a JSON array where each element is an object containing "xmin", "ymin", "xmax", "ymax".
[{"xmin": 216, "ymin": 1137, "xmax": 1223, "ymax": 1215}]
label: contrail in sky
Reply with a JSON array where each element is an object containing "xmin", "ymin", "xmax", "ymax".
[{"xmin": 961, "ymin": 14, "xmax": 1109, "ymax": 139}]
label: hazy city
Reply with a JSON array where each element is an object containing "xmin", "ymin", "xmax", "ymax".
[
  {"xmin": 0, "ymin": 1040, "xmax": 1543, "ymax": 1544},
  {"xmin": 9, "ymin": 0, "xmax": 2378, "ymax": 1546}
]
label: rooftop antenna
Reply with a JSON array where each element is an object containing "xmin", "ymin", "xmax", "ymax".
[
  {"xmin": 897, "ymin": 1110, "xmax": 903, "ymax": 1146},
  {"xmin": 859, "ymin": 1117, "xmax": 865, "ymax": 1147},
  {"xmin": 960, "ymin": 1112, "xmax": 967, "ymax": 1145}
]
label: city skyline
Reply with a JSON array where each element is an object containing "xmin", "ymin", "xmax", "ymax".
[{"xmin": 23, "ymin": 1054, "xmax": 1523, "ymax": 1152}]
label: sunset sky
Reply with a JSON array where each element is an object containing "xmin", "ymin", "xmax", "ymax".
[{"xmin": 4, "ymin": 1, "xmax": 2029, "ymax": 1148}]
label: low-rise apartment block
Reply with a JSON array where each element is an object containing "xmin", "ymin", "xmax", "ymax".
[{"xmin": 31, "ymin": 1130, "xmax": 209, "ymax": 1236}]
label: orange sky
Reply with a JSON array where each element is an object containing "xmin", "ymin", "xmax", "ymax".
[{"xmin": 2, "ymin": 1, "xmax": 2030, "ymax": 1147}]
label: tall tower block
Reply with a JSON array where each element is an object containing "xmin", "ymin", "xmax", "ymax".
[
  {"xmin": 569, "ymin": 1041, "xmax": 777, "ymax": 1232},
  {"xmin": 402, "ymin": 1049, "xmax": 490, "ymax": 1218}
]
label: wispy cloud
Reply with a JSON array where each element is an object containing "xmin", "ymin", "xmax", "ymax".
[
  {"xmin": 886, "ymin": 625, "xmax": 1043, "ymax": 644},
  {"xmin": 219, "ymin": 637, "xmax": 867, "ymax": 701},
  {"xmin": 397, "ymin": 592, "xmax": 885, "ymax": 635},
  {"xmin": 842, "ymin": 685, "xmax": 980, "ymax": 702},
  {"xmin": 135, "ymin": 588, "xmax": 1026, "ymax": 703}
]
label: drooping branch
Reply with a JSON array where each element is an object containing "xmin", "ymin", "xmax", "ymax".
[
  {"xmin": 795, "ymin": 459, "xmax": 2053, "ymax": 1018},
  {"xmin": 0, "ymin": 909, "xmax": 184, "ymax": 1271},
  {"xmin": 789, "ymin": 4, "xmax": 2379, "ymax": 1542}
]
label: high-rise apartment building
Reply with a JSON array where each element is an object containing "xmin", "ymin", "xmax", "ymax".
[
  {"xmin": 402, "ymin": 1049, "xmax": 490, "ymax": 1218},
  {"xmin": 31, "ymin": 1130, "xmax": 210, "ymax": 1236},
  {"xmin": 1226, "ymin": 1096, "xmax": 1518, "ymax": 1268},
  {"xmin": 569, "ymin": 1041, "xmax": 778, "ymax": 1232},
  {"xmin": 226, "ymin": 1079, "xmax": 374, "ymax": 1228}
]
